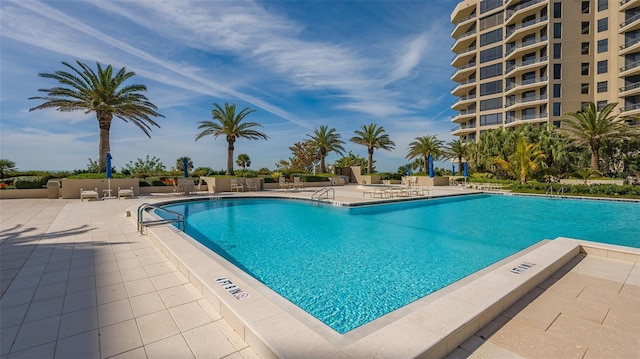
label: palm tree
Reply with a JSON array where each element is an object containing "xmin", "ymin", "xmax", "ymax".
[
  {"xmin": 195, "ymin": 103, "xmax": 268, "ymax": 175},
  {"xmin": 175, "ymin": 157, "xmax": 193, "ymax": 173},
  {"xmin": 350, "ymin": 123, "xmax": 395, "ymax": 174},
  {"xmin": 406, "ymin": 135, "xmax": 444, "ymax": 173},
  {"xmin": 571, "ymin": 167, "xmax": 601, "ymax": 185},
  {"xmin": 0, "ymin": 159, "xmax": 17, "ymax": 179},
  {"xmin": 29, "ymin": 61, "xmax": 164, "ymax": 172},
  {"xmin": 561, "ymin": 102, "xmax": 635, "ymax": 171},
  {"xmin": 494, "ymin": 136, "xmax": 546, "ymax": 184},
  {"xmin": 305, "ymin": 125, "xmax": 345, "ymax": 173},
  {"xmin": 443, "ymin": 139, "xmax": 468, "ymax": 174},
  {"xmin": 236, "ymin": 153, "xmax": 251, "ymax": 170}
]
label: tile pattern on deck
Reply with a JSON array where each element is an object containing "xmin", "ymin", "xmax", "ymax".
[{"xmin": 1, "ymin": 198, "xmax": 258, "ymax": 359}]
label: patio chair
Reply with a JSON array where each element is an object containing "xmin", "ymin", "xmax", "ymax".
[
  {"xmin": 245, "ymin": 178, "xmax": 258, "ymax": 191},
  {"xmin": 231, "ymin": 178, "xmax": 245, "ymax": 192},
  {"xmin": 80, "ymin": 188, "xmax": 99, "ymax": 201},
  {"xmin": 292, "ymin": 177, "xmax": 303, "ymax": 189},
  {"xmin": 176, "ymin": 178, "xmax": 195, "ymax": 195},
  {"xmin": 278, "ymin": 176, "xmax": 290, "ymax": 189}
]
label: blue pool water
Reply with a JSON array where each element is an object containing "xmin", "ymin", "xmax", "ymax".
[{"xmin": 161, "ymin": 195, "xmax": 639, "ymax": 333}]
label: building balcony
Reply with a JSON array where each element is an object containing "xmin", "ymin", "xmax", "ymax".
[
  {"xmin": 504, "ymin": 76, "xmax": 548, "ymax": 96},
  {"xmin": 505, "ymin": 16, "xmax": 548, "ymax": 43},
  {"xmin": 620, "ymin": 60, "xmax": 640, "ymax": 77},
  {"xmin": 504, "ymin": 94, "xmax": 548, "ymax": 111},
  {"xmin": 619, "ymin": 102, "xmax": 640, "ymax": 117},
  {"xmin": 451, "ymin": 14, "xmax": 477, "ymax": 39},
  {"xmin": 505, "ymin": 0, "xmax": 522, "ymax": 7},
  {"xmin": 505, "ymin": 36, "xmax": 548, "ymax": 61},
  {"xmin": 505, "ymin": 56, "xmax": 548, "ymax": 77},
  {"xmin": 451, "ymin": 46, "xmax": 477, "ymax": 67},
  {"xmin": 451, "ymin": 2, "xmax": 476, "ymax": 28},
  {"xmin": 619, "ymin": 82, "xmax": 640, "ymax": 96},
  {"xmin": 619, "ymin": 37, "xmax": 640, "ymax": 55},
  {"xmin": 451, "ymin": 78, "xmax": 477, "ymax": 96},
  {"xmin": 620, "ymin": 13, "xmax": 640, "ymax": 33},
  {"xmin": 451, "ymin": 109, "xmax": 477, "ymax": 122},
  {"xmin": 504, "ymin": 112, "xmax": 549, "ymax": 128},
  {"xmin": 451, "ymin": 62, "xmax": 476, "ymax": 82},
  {"xmin": 451, "ymin": 94, "xmax": 477, "ymax": 110},
  {"xmin": 451, "ymin": 123, "xmax": 477, "ymax": 136},
  {"xmin": 451, "ymin": 31, "xmax": 477, "ymax": 53},
  {"xmin": 505, "ymin": 0, "xmax": 549, "ymax": 26},
  {"xmin": 619, "ymin": 0, "xmax": 639, "ymax": 12}
]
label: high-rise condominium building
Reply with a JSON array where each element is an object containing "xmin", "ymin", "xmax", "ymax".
[{"xmin": 450, "ymin": 0, "xmax": 640, "ymax": 142}]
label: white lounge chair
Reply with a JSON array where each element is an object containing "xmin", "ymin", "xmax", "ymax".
[
  {"xmin": 176, "ymin": 178, "xmax": 195, "ymax": 194},
  {"xmin": 245, "ymin": 178, "xmax": 258, "ymax": 191},
  {"xmin": 292, "ymin": 177, "xmax": 303, "ymax": 189},
  {"xmin": 231, "ymin": 178, "xmax": 245, "ymax": 192},
  {"xmin": 80, "ymin": 188, "xmax": 99, "ymax": 201},
  {"xmin": 278, "ymin": 176, "xmax": 290, "ymax": 189},
  {"xmin": 118, "ymin": 187, "xmax": 134, "ymax": 199}
]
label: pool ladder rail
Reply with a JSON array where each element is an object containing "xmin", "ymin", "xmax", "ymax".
[
  {"xmin": 311, "ymin": 187, "xmax": 335, "ymax": 202},
  {"xmin": 546, "ymin": 186, "xmax": 565, "ymax": 199},
  {"xmin": 137, "ymin": 203, "xmax": 185, "ymax": 234}
]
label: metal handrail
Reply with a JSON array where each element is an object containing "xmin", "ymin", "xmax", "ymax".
[
  {"xmin": 546, "ymin": 186, "xmax": 553, "ymax": 197},
  {"xmin": 137, "ymin": 203, "xmax": 185, "ymax": 233},
  {"xmin": 311, "ymin": 187, "xmax": 335, "ymax": 201}
]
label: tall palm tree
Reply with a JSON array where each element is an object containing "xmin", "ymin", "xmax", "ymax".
[
  {"xmin": 29, "ymin": 61, "xmax": 164, "ymax": 172},
  {"xmin": 406, "ymin": 135, "xmax": 444, "ymax": 173},
  {"xmin": 443, "ymin": 139, "xmax": 468, "ymax": 174},
  {"xmin": 306, "ymin": 125, "xmax": 345, "ymax": 173},
  {"xmin": 350, "ymin": 123, "xmax": 395, "ymax": 174},
  {"xmin": 195, "ymin": 103, "xmax": 267, "ymax": 175},
  {"xmin": 494, "ymin": 136, "xmax": 546, "ymax": 184},
  {"xmin": 561, "ymin": 102, "xmax": 635, "ymax": 171}
]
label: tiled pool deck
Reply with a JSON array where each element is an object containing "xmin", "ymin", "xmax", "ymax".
[{"xmin": 0, "ymin": 186, "xmax": 638, "ymax": 358}]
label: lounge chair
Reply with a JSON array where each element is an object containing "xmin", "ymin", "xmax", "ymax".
[
  {"xmin": 176, "ymin": 178, "xmax": 195, "ymax": 195},
  {"xmin": 80, "ymin": 188, "xmax": 99, "ymax": 201},
  {"xmin": 118, "ymin": 187, "xmax": 134, "ymax": 199},
  {"xmin": 278, "ymin": 176, "xmax": 290, "ymax": 189},
  {"xmin": 245, "ymin": 178, "xmax": 257, "ymax": 191},
  {"xmin": 231, "ymin": 178, "xmax": 245, "ymax": 192}
]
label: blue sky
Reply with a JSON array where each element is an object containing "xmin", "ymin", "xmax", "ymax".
[{"xmin": 0, "ymin": 0, "xmax": 459, "ymax": 173}]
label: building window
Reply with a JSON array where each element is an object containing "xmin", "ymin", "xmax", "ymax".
[
  {"xmin": 480, "ymin": 46, "xmax": 502, "ymax": 63},
  {"xmin": 597, "ymin": 39, "xmax": 608, "ymax": 53},
  {"xmin": 553, "ymin": 102, "xmax": 561, "ymax": 116},
  {"xmin": 553, "ymin": 84, "xmax": 561, "ymax": 98},
  {"xmin": 597, "ymin": 100, "xmax": 607, "ymax": 110},
  {"xmin": 553, "ymin": 43, "xmax": 561, "ymax": 59},
  {"xmin": 553, "ymin": 64, "xmax": 561, "ymax": 79},
  {"xmin": 522, "ymin": 108, "xmax": 536, "ymax": 119},
  {"xmin": 480, "ymin": 97, "xmax": 502, "ymax": 111},
  {"xmin": 554, "ymin": 23, "xmax": 562, "ymax": 38},
  {"xmin": 581, "ymin": 83, "xmax": 589, "ymax": 94},
  {"xmin": 597, "ymin": 18, "xmax": 608, "ymax": 32},
  {"xmin": 480, "ymin": 0, "xmax": 502, "ymax": 14},
  {"xmin": 553, "ymin": 3, "xmax": 562, "ymax": 18},
  {"xmin": 479, "ymin": 113, "xmax": 502, "ymax": 126},
  {"xmin": 582, "ymin": 1, "xmax": 589, "ymax": 13},
  {"xmin": 581, "ymin": 42, "xmax": 589, "ymax": 55},
  {"xmin": 598, "ymin": 0, "xmax": 608, "ymax": 11},
  {"xmin": 480, "ymin": 80, "xmax": 503, "ymax": 95},
  {"xmin": 480, "ymin": 29, "xmax": 503, "ymax": 47},
  {"xmin": 480, "ymin": 63, "xmax": 503, "ymax": 79},
  {"xmin": 597, "ymin": 81, "xmax": 608, "ymax": 93},
  {"xmin": 581, "ymin": 22, "xmax": 589, "ymax": 34},
  {"xmin": 581, "ymin": 63, "xmax": 589, "ymax": 75},
  {"xmin": 597, "ymin": 60, "xmax": 608, "ymax": 74}
]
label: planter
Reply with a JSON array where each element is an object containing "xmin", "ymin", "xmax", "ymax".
[
  {"xmin": 0, "ymin": 188, "xmax": 48, "ymax": 199},
  {"xmin": 61, "ymin": 178, "xmax": 140, "ymax": 199}
]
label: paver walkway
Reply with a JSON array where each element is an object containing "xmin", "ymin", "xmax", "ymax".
[{"xmin": 1, "ymin": 197, "xmax": 258, "ymax": 358}]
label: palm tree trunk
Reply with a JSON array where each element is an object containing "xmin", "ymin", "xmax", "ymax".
[
  {"xmin": 97, "ymin": 112, "xmax": 112, "ymax": 173},
  {"xmin": 590, "ymin": 148, "xmax": 599, "ymax": 171},
  {"xmin": 367, "ymin": 148, "xmax": 374, "ymax": 174},
  {"xmin": 227, "ymin": 139, "xmax": 235, "ymax": 175}
]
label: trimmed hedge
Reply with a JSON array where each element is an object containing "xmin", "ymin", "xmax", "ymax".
[
  {"xmin": 510, "ymin": 182, "xmax": 640, "ymax": 198},
  {"xmin": 14, "ymin": 176, "xmax": 48, "ymax": 189}
]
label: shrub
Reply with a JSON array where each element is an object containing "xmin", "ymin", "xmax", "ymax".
[{"xmin": 14, "ymin": 176, "xmax": 48, "ymax": 189}]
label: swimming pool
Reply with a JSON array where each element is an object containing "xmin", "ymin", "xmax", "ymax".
[{"xmin": 160, "ymin": 194, "xmax": 640, "ymax": 333}]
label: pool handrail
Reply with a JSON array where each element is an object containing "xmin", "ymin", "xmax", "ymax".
[
  {"xmin": 311, "ymin": 187, "xmax": 335, "ymax": 202},
  {"xmin": 137, "ymin": 203, "xmax": 185, "ymax": 233}
]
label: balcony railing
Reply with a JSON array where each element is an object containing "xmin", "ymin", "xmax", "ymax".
[
  {"xmin": 453, "ymin": 29, "xmax": 477, "ymax": 41},
  {"xmin": 620, "ymin": 13, "xmax": 640, "ymax": 28},
  {"xmin": 505, "ymin": 36, "xmax": 547, "ymax": 56},
  {"xmin": 620, "ymin": 60, "xmax": 640, "ymax": 72},
  {"xmin": 505, "ymin": 76, "xmax": 548, "ymax": 91},
  {"xmin": 505, "ymin": 56, "xmax": 548, "ymax": 74},
  {"xmin": 505, "ymin": 15, "xmax": 548, "ymax": 37},
  {"xmin": 505, "ymin": 112, "xmax": 548, "ymax": 124},
  {"xmin": 451, "ymin": 62, "xmax": 477, "ymax": 76},
  {"xmin": 619, "ymin": 82, "xmax": 640, "ymax": 92},
  {"xmin": 451, "ymin": 78, "xmax": 477, "ymax": 91},
  {"xmin": 620, "ymin": 37, "xmax": 640, "ymax": 51},
  {"xmin": 619, "ymin": 103, "xmax": 640, "ymax": 112},
  {"xmin": 451, "ymin": 123, "xmax": 477, "ymax": 132},
  {"xmin": 505, "ymin": 0, "xmax": 546, "ymax": 21},
  {"xmin": 451, "ymin": 109, "xmax": 477, "ymax": 119},
  {"xmin": 452, "ymin": 94, "xmax": 477, "ymax": 105},
  {"xmin": 451, "ymin": 46, "xmax": 477, "ymax": 61},
  {"xmin": 504, "ymin": 94, "xmax": 548, "ymax": 107}
]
